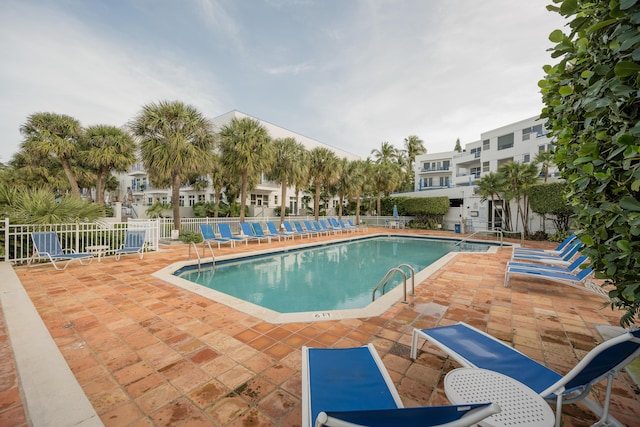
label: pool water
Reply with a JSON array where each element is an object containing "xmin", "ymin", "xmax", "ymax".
[{"xmin": 177, "ymin": 236, "xmax": 490, "ymax": 313}]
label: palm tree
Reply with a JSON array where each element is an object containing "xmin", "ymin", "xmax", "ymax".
[
  {"xmin": 265, "ymin": 138, "xmax": 307, "ymax": 225},
  {"xmin": 82, "ymin": 125, "xmax": 137, "ymax": 205},
  {"xmin": 208, "ymin": 152, "xmax": 227, "ymax": 218},
  {"xmin": 371, "ymin": 141, "xmax": 398, "ymax": 164},
  {"xmin": 219, "ymin": 117, "xmax": 273, "ymax": 222},
  {"xmin": 372, "ymin": 161, "xmax": 402, "ymax": 215},
  {"xmin": 498, "ymin": 161, "xmax": 539, "ymax": 235},
  {"xmin": 535, "ymin": 150, "xmax": 554, "ymax": 182},
  {"xmin": 308, "ymin": 147, "xmax": 339, "ymax": 221},
  {"xmin": 130, "ymin": 100, "xmax": 215, "ymax": 233},
  {"xmin": 20, "ymin": 112, "xmax": 83, "ymax": 197},
  {"xmin": 403, "ymin": 135, "xmax": 426, "ymax": 178},
  {"xmin": 476, "ymin": 172, "xmax": 506, "ymax": 230}
]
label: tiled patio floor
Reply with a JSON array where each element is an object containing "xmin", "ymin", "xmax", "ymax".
[{"xmin": 2, "ymin": 227, "xmax": 639, "ymax": 426}]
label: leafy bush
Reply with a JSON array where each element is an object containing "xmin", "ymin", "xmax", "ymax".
[
  {"xmin": 179, "ymin": 231, "xmax": 202, "ymax": 244},
  {"xmin": 528, "ymin": 183, "xmax": 573, "ymax": 233},
  {"xmin": 540, "ymin": 0, "xmax": 640, "ymax": 325}
]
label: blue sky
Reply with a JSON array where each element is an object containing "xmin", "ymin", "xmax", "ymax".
[{"xmin": 0, "ymin": 0, "xmax": 566, "ymax": 162}]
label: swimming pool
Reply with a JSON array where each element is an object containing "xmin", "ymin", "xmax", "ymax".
[{"xmin": 162, "ymin": 235, "xmax": 495, "ymax": 322}]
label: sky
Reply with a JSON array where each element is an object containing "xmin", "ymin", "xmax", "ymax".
[{"xmin": 0, "ymin": 0, "xmax": 567, "ymax": 162}]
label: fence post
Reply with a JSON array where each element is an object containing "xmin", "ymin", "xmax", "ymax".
[{"xmin": 2, "ymin": 218, "xmax": 8, "ymax": 262}]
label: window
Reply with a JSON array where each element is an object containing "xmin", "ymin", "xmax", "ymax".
[
  {"xmin": 198, "ymin": 194, "xmax": 206, "ymax": 202},
  {"xmin": 188, "ymin": 195, "xmax": 195, "ymax": 207},
  {"xmin": 523, "ymin": 154, "xmax": 530, "ymax": 163},
  {"xmin": 497, "ymin": 133, "xmax": 514, "ymax": 150},
  {"xmin": 483, "ymin": 161, "xmax": 490, "ymax": 173},
  {"xmin": 443, "ymin": 160, "xmax": 450, "ymax": 170},
  {"xmin": 147, "ymin": 197, "xmax": 153, "ymax": 205},
  {"xmin": 250, "ymin": 194, "xmax": 269, "ymax": 206},
  {"xmin": 179, "ymin": 195, "xmax": 185, "ymax": 207},
  {"xmin": 424, "ymin": 177, "xmax": 433, "ymax": 187},
  {"xmin": 523, "ymin": 124, "xmax": 544, "ymax": 140},
  {"xmin": 274, "ymin": 195, "xmax": 278, "ymax": 205},
  {"xmin": 470, "ymin": 167, "xmax": 481, "ymax": 178},
  {"xmin": 483, "ymin": 139, "xmax": 490, "ymax": 151}
]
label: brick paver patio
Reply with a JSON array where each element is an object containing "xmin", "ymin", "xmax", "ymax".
[{"xmin": 1, "ymin": 227, "xmax": 639, "ymax": 426}]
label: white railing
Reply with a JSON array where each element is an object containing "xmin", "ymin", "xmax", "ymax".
[{"xmin": 1, "ymin": 218, "xmax": 158, "ymax": 264}]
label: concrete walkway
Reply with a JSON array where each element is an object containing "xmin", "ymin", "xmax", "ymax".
[{"xmin": 1, "ymin": 228, "xmax": 639, "ymax": 426}]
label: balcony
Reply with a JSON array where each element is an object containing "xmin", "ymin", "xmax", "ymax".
[{"xmin": 420, "ymin": 166, "xmax": 450, "ymax": 173}]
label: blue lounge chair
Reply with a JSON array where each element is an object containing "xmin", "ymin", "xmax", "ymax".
[
  {"xmin": 347, "ymin": 218, "xmax": 367, "ymax": 232},
  {"xmin": 266, "ymin": 222, "xmax": 294, "ymax": 241},
  {"xmin": 330, "ymin": 218, "xmax": 354, "ymax": 233},
  {"xmin": 283, "ymin": 221, "xmax": 308, "ymax": 238},
  {"xmin": 310, "ymin": 220, "xmax": 329, "ymax": 236},
  {"xmin": 302, "ymin": 220, "xmax": 321, "ymax": 237},
  {"xmin": 29, "ymin": 231, "xmax": 94, "ymax": 270},
  {"xmin": 217, "ymin": 223, "xmax": 248, "ymax": 246},
  {"xmin": 339, "ymin": 218, "xmax": 357, "ymax": 232},
  {"xmin": 199, "ymin": 223, "xmax": 233, "ymax": 248},
  {"xmin": 504, "ymin": 265, "xmax": 604, "ymax": 296},
  {"xmin": 294, "ymin": 221, "xmax": 317, "ymax": 237},
  {"xmin": 513, "ymin": 234, "xmax": 577, "ymax": 255},
  {"xmin": 507, "ymin": 255, "xmax": 589, "ymax": 274},
  {"xmin": 251, "ymin": 223, "xmax": 273, "ymax": 243},
  {"xmin": 319, "ymin": 219, "xmax": 341, "ymax": 234},
  {"xmin": 239, "ymin": 222, "xmax": 268, "ymax": 244},
  {"xmin": 411, "ymin": 322, "xmax": 640, "ymax": 427},
  {"xmin": 303, "ymin": 344, "xmax": 500, "ymax": 427},
  {"xmin": 511, "ymin": 242, "xmax": 583, "ymax": 266},
  {"xmin": 115, "ymin": 229, "xmax": 147, "ymax": 260}
]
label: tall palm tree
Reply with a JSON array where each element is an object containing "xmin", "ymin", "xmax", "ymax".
[
  {"xmin": 82, "ymin": 125, "xmax": 137, "ymax": 205},
  {"xmin": 372, "ymin": 161, "xmax": 402, "ymax": 215},
  {"xmin": 535, "ymin": 150, "xmax": 554, "ymax": 182},
  {"xmin": 265, "ymin": 138, "xmax": 307, "ymax": 225},
  {"xmin": 341, "ymin": 159, "xmax": 367, "ymax": 223},
  {"xmin": 498, "ymin": 161, "xmax": 539, "ymax": 235},
  {"xmin": 308, "ymin": 147, "xmax": 339, "ymax": 221},
  {"xmin": 219, "ymin": 117, "xmax": 273, "ymax": 222},
  {"xmin": 476, "ymin": 172, "xmax": 506, "ymax": 230},
  {"xmin": 208, "ymin": 152, "xmax": 227, "ymax": 218},
  {"xmin": 370, "ymin": 141, "xmax": 398, "ymax": 164},
  {"xmin": 20, "ymin": 112, "xmax": 83, "ymax": 197},
  {"xmin": 331, "ymin": 158, "xmax": 350, "ymax": 218},
  {"xmin": 130, "ymin": 100, "xmax": 215, "ymax": 233},
  {"xmin": 403, "ymin": 135, "xmax": 426, "ymax": 178}
]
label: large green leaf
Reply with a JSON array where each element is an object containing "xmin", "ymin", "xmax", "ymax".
[{"xmin": 614, "ymin": 61, "xmax": 640, "ymax": 77}]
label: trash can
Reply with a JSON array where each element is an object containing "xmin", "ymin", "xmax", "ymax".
[{"xmin": 454, "ymin": 224, "xmax": 461, "ymax": 234}]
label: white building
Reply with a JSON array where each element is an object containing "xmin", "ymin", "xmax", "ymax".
[
  {"xmin": 117, "ymin": 111, "xmax": 360, "ymax": 219},
  {"xmin": 409, "ymin": 115, "xmax": 559, "ymax": 234}
]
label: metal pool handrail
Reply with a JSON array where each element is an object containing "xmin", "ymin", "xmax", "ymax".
[
  {"xmin": 372, "ymin": 267, "xmax": 408, "ymax": 304},
  {"xmin": 455, "ymin": 229, "xmax": 504, "ymax": 247}
]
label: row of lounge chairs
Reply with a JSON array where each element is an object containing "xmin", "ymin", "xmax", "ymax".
[
  {"xmin": 304, "ymin": 322, "xmax": 640, "ymax": 426},
  {"xmin": 199, "ymin": 218, "xmax": 367, "ymax": 248},
  {"xmin": 505, "ymin": 234, "xmax": 610, "ymax": 298},
  {"xmin": 28, "ymin": 230, "xmax": 147, "ymax": 270}
]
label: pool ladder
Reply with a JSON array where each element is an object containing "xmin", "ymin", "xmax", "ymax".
[
  {"xmin": 190, "ymin": 241, "xmax": 215, "ymax": 272},
  {"xmin": 372, "ymin": 264, "xmax": 415, "ymax": 304},
  {"xmin": 455, "ymin": 229, "xmax": 504, "ymax": 247}
]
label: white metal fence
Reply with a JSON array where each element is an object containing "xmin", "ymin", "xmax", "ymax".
[{"xmin": 1, "ymin": 215, "xmax": 413, "ymax": 264}]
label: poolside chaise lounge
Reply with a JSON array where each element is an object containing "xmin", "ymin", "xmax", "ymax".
[
  {"xmin": 319, "ymin": 219, "xmax": 341, "ymax": 234},
  {"xmin": 303, "ymin": 344, "xmax": 500, "ymax": 427},
  {"xmin": 513, "ymin": 234, "xmax": 577, "ymax": 255},
  {"xmin": 330, "ymin": 217, "xmax": 354, "ymax": 233},
  {"xmin": 283, "ymin": 221, "xmax": 309, "ymax": 238},
  {"xmin": 240, "ymin": 222, "xmax": 269, "ymax": 244},
  {"xmin": 29, "ymin": 231, "xmax": 94, "ymax": 270},
  {"xmin": 115, "ymin": 229, "xmax": 147, "ymax": 260},
  {"xmin": 411, "ymin": 322, "xmax": 640, "ymax": 427},
  {"xmin": 199, "ymin": 223, "xmax": 233, "ymax": 248},
  {"xmin": 295, "ymin": 221, "xmax": 318, "ymax": 237},
  {"xmin": 504, "ymin": 265, "xmax": 606, "ymax": 297},
  {"xmin": 217, "ymin": 223, "xmax": 248, "ymax": 246},
  {"xmin": 511, "ymin": 241, "xmax": 583, "ymax": 265},
  {"xmin": 251, "ymin": 223, "xmax": 274, "ymax": 243},
  {"xmin": 339, "ymin": 218, "xmax": 358, "ymax": 232},
  {"xmin": 309, "ymin": 220, "xmax": 329, "ymax": 236},
  {"xmin": 265, "ymin": 222, "xmax": 294, "ymax": 241},
  {"xmin": 347, "ymin": 218, "xmax": 368, "ymax": 232},
  {"xmin": 507, "ymin": 255, "xmax": 589, "ymax": 274}
]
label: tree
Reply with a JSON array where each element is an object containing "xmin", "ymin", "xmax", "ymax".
[
  {"xmin": 540, "ymin": 0, "xmax": 640, "ymax": 325},
  {"xmin": 371, "ymin": 141, "xmax": 398, "ymax": 164},
  {"xmin": 20, "ymin": 112, "xmax": 83, "ymax": 197},
  {"xmin": 528, "ymin": 183, "xmax": 573, "ymax": 234},
  {"xmin": 372, "ymin": 161, "xmax": 402, "ymax": 215},
  {"xmin": 454, "ymin": 138, "xmax": 462, "ymax": 153},
  {"xmin": 265, "ymin": 138, "xmax": 307, "ymax": 225},
  {"xmin": 535, "ymin": 150, "xmax": 554, "ymax": 183},
  {"xmin": 476, "ymin": 172, "xmax": 507, "ymax": 230},
  {"xmin": 82, "ymin": 125, "xmax": 136, "ymax": 205},
  {"xmin": 208, "ymin": 152, "xmax": 227, "ymax": 218},
  {"xmin": 130, "ymin": 100, "xmax": 215, "ymax": 232},
  {"xmin": 403, "ymin": 135, "xmax": 426, "ymax": 189},
  {"xmin": 498, "ymin": 161, "xmax": 539, "ymax": 236},
  {"xmin": 308, "ymin": 147, "xmax": 339, "ymax": 221},
  {"xmin": 219, "ymin": 117, "xmax": 273, "ymax": 222},
  {"xmin": 349, "ymin": 160, "xmax": 368, "ymax": 224}
]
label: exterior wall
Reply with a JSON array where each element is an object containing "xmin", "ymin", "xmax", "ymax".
[{"xmin": 412, "ymin": 115, "xmax": 561, "ymax": 234}]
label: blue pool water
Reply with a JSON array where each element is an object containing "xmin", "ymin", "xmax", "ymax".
[{"xmin": 176, "ymin": 236, "xmax": 491, "ymax": 313}]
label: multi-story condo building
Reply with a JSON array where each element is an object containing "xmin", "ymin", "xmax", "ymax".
[
  {"xmin": 116, "ymin": 111, "xmax": 360, "ymax": 219},
  {"xmin": 410, "ymin": 115, "xmax": 559, "ymax": 234}
]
